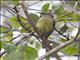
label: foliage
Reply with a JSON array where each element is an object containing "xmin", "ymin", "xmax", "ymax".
[{"xmin": 41, "ymin": 3, "xmax": 50, "ymax": 13}]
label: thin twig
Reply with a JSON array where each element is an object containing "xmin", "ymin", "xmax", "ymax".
[
  {"xmin": 55, "ymin": 28, "xmax": 70, "ymax": 40},
  {"xmin": 5, "ymin": 6, "xmax": 16, "ymax": 17},
  {"xmin": 28, "ymin": 8, "xmax": 41, "ymax": 11},
  {"xmin": 15, "ymin": 35, "xmax": 28, "ymax": 46},
  {"xmin": 27, "ymin": 1, "xmax": 40, "ymax": 7},
  {"xmin": 74, "ymin": 24, "xmax": 80, "ymax": 42},
  {"xmin": 55, "ymin": 12, "xmax": 74, "ymax": 22},
  {"xmin": 10, "ymin": 35, "xmax": 21, "ymax": 42},
  {"xmin": 69, "ymin": 22, "xmax": 78, "ymax": 28},
  {"xmin": 0, "ymin": 51, "xmax": 6, "ymax": 57},
  {"xmin": 4, "ymin": 6, "xmax": 17, "ymax": 17}
]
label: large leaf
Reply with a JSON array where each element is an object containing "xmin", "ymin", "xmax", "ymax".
[
  {"xmin": 9, "ymin": 16, "xmax": 31, "ymax": 33},
  {"xmin": 53, "ymin": 4, "xmax": 64, "ymax": 17},
  {"xmin": 30, "ymin": 13, "xmax": 39, "ymax": 25},
  {"xmin": 41, "ymin": 3, "xmax": 50, "ymax": 13},
  {"xmin": 60, "ymin": 43, "xmax": 79, "ymax": 55},
  {"xmin": 0, "ymin": 26, "xmax": 9, "ymax": 33},
  {"xmin": 4, "ymin": 31, "xmax": 13, "ymax": 41},
  {"xmin": 9, "ymin": 17, "xmax": 21, "ymax": 28},
  {"xmin": 18, "ymin": 15, "xmax": 30, "ymax": 33},
  {"xmin": 3, "ymin": 45, "xmax": 38, "ymax": 60},
  {"xmin": 12, "ymin": 0, "xmax": 19, "ymax": 7},
  {"xmin": 19, "ymin": 13, "xmax": 39, "ymax": 33},
  {"xmin": 24, "ymin": 46, "xmax": 38, "ymax": 60},
  {"xmin": 60, "ymin": 24, "xmax": 69, "ymax": 34},
  {"xmin": 3, "ymin": 43, "xmax": 17, "ymax": 54},
  {"xmin": 3, "ymin": 48, "xmax": 23, "ymax": 60},
  {"xmin": 0, "ymin": 40, "xmax": 3, "ymax": 50},
  {"xmin": 19, "ymin": 15, "xmax": 35, "ymax": 33}
]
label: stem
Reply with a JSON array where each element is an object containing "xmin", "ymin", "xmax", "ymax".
[{"xmin": 55, "ymin": 28, "xmax": 70, "ymax": 40}]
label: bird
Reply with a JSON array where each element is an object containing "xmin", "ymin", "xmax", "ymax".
[{"xmin": 36, "ymin": 13, "xmax": 55, "ymax": 39}]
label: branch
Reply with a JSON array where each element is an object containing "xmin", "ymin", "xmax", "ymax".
[
  {"xmin": 69, "ymin": 22, "xmax": 78, "ymax": 28},
  {"xmin": 36, "ymin": 39, "xmax": 74, "ymax": 60},
  {"xmin": 27, "ymin": 1, "xmax": 40, "ymax": 7},
  {"xmin": 0, "ymin": 51, "xmax": 6, "ymax": 57},
  {"xmin": 28, "ymin": 8, "xmax": 41, "ymax": 11},
  {"xmin": 74, "ymin": 24, "xmax": 80, "ymax": 42},
  {"xmin": 9, "ymin": 35, "xmax": 21, "ymax": 42},
  {"xmin": 5, "ymin": 7, "xmax": 16, "ymax": 17},
  {"xmin": 15, "ymin": 33, "xmax": 31, "ymax": 46}
]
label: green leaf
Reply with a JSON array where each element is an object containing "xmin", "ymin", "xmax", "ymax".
[
  {"xmin": 53, "ymin": 4, "xmax": 64, "ymax": 17},
  {"xmin": 12, "ymin": 0, "xmax": 19, "ymax": 7},
  {"xmin": 41, "ymin": 3, "xmax": 50, "ymax": 13},
  {"xmin": 23, "ymin": 45, "xmax": 38, "ymax": 60},
  {"xmin": 0, "ymin": 40, "xmax": 3, "ymax": 50},
  {"xmin": 60, "ymin": 24, "xmax": 68, "ymax": 34},
  {"xmin": 19, "ymin": 15, "xmax": 33, "ymax": 33},
  {"xmin": 3, "ymin": 43, "xmax": 17, "ymax": 54},
  {"xmin": 60, "ymin": 35, "xmax": 80, "ymax": 55},
  {"xmin": 60, "ymin": 38, "xmax": 67, "ymax": 42},
  {"xmin": 9, "ymin": 17, "xmax": 21, "ymax": 28},
  {"xmin": 0, "ymin": 31, "xmax": 13, "ymax": 42},
  {"xmin": 77, "ymin": 42, "xmax": 80, "ymax": 54},
  {"xmin": 3, "ymin": 31, "xmax": 13, "ymax": 41},
  {"xmin": 60, "ymin": 43, "xmax": 78, "ymax": 55},
  {"xmin": 35, "ymin": 42, "xmax": 41, "ymax": 50},
  {"xmin": 30, "ymin": 13, "xmax": 39, "ymax": 25},
  {"xmin": 19, "ymin": 13, "xmax": 39, "ymax": 33},
  {"xmin": 3, "ymin": 48, "xmax": 23, "ymax": 60},
  {"xmin": 0, "ymin": 26, "xmax": 9, "ymax": 33},
  {"xmin": 3, "ymin": 45, "xmax": 38, "ymax": 60}
]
